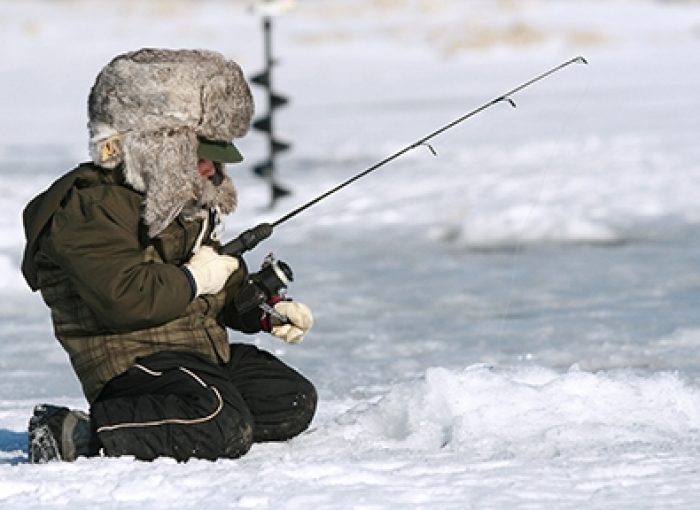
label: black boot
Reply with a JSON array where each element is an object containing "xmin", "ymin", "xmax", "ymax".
[{"xmin": 28, "ymin": 404, "xmax": 100, "ymax": 463}]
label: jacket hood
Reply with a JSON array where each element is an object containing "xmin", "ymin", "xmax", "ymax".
[{"xmin": 22, "ymin": 164, "xmax": 118, "ymax": 290}]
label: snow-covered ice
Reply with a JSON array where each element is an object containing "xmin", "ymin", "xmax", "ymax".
[{"xmin": 2, "ymin": 0, "xmax": 700, "ymax": 508}]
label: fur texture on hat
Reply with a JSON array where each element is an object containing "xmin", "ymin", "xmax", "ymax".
[{"xmin": 87, "ymin": 48, "xmax": 254, "ymax": 237}]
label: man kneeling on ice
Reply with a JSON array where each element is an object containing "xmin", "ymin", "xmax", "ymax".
[{"xmin": 20, "ymin": 48, "xmax": 317, "ymax": 462}]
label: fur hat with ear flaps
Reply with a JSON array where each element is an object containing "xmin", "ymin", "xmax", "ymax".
[{"xmin": 87, "ymin": 48, "xmax": 254, "ymax": 237}]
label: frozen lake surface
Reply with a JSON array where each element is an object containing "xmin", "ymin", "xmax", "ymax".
[{"xmin": 2, "ymin": 0, "xmax": 700, "ymax": 508}]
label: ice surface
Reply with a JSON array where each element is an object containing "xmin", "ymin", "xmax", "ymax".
[{"xmin": 2, "ymin": 0, "xmax": 700, "ymax": 508}]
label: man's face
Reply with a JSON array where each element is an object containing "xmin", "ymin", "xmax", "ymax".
[
  {"xmin": 197, "ymin": 159, "xmax": 216, "ymax": 179},
  {"xmin": 197, "ymin": 159, "xmax": 224, "ymax": 186}
]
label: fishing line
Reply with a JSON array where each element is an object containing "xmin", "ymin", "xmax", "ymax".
[{"xmin": 492, "ymin": 62, "xmax": 594, "ymax": 360}]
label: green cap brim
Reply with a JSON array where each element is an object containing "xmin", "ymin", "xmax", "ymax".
[{"xmin": 197, "ymin": 137, "xmax": 243, "ymax": 163}]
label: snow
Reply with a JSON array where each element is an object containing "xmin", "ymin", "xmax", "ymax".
[{"xmin": 2, "ymin": 0, "xmax": 700, "ymax": 508}]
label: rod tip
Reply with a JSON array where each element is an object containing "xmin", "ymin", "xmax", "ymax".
[{"xmin": 575, "ymin": 55, "xmax": 589, "ymax": 65}]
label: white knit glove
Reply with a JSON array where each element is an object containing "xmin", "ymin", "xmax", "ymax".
[
  {"xmin": 184, "ymin": 245, "xmax": 239, "ymax": 297},
  {"xmin": 270, "ymin": 301, "xmax": 314, "ymax": 344}
]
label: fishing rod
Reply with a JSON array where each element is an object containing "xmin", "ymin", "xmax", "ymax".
[
  {"xmin": 223, "ymin": 55, "xmax": 587, "ymax": 257},
  {"xmin": 222, "ymin": 56, "xmax": 588, "ymax": 314}
]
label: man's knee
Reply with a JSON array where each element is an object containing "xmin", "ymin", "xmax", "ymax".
[
  {"xmin": 254, "ymin": 376, "xmax": 318, "ymax": 443},
  {"xmin": 293, "ymin": 377, "xmax": 318, "ymax": 433},
  {"xmin": 216, "ymin": 405, "xmax": 254, "ymax": 459}
]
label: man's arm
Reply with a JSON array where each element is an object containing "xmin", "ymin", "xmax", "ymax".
[{"xmin": 44, "ymin": 186, "xmax": 193, "ymax": 332}]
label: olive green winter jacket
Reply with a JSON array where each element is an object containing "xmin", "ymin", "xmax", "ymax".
[{"xmin": 22, "ymin": 163, "xmax": 256, "ymax": 403}]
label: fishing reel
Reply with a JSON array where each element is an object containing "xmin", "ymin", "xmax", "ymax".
[{"xmin": 233, "ymin": 253, "xmax": 294, "ymax": 318}]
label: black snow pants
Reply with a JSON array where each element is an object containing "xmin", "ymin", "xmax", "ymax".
[{"xmin": 90, "ymin": 344, "xmax": 317, "ymax": 461}]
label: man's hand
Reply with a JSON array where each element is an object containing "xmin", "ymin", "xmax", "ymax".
[
  {"xmin": 269, "ymin": 301, "xmax": 314, "ymax": 344},
  {"xmin": 183, "ymin": 245, "xmax": 239, "ymax": 298}
]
